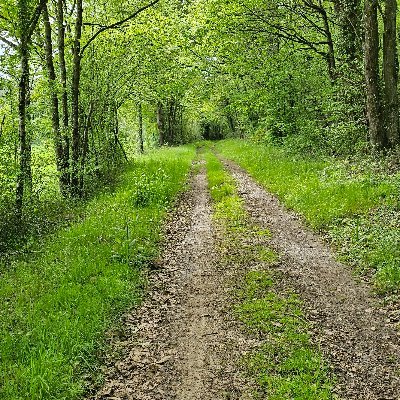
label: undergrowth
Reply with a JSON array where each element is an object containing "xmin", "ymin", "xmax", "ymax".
[
  {"xmin": 0, "ymin": 146, "xmax": 195, "ymax": 400},
  {"xmin": 216, "ymin": 139, "xmax": 400, "ymax": 294},
  {"xmin": 204, "ymin": 148, "xmax": 335, "ymax": 399}
]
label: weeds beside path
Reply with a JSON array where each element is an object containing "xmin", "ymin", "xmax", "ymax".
[{"xmin": 8, "ymin": 142, "xmax": 399, "ymax": 399}]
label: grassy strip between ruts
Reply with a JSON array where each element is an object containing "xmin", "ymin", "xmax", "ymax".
[
  {"xmin": 204, "ymin": 149, "xmax": 335, "ymax": 399},
  {"xmin": 216, "ymin": 139, "xmax": 400, "ymax": 295},
  {"xmin": 0, "ymin": 146, "xmax": 196, "ymax": 400}
]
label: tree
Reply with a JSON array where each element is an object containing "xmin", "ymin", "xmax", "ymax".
[
  {"xmin": 0, "ymin": 0, "xmax": 47, "ymax": 214},
  {"xmin": 383, "ymin": 0, "xmax": 399, "ymax": 147}
]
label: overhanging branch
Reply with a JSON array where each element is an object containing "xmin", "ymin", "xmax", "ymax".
[
  {"xmin": 0, "ymin": 34, "xmax": 18, "ymax": 49},
  {"xmin": 81, "ymin": 0, "xmax": 160, "ymax": 56}
]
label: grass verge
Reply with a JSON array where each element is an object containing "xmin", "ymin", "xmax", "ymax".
[
  {"xmin": 216, "ymin": 139, "xmax": 400, "ymax": 294},
  {"xmin": 204, "ymin": 149, "xmax": 335, "ymax": 399},
  {"xmin": 0, "ymin": 146, "xmax": 195, "ymax": 400}
]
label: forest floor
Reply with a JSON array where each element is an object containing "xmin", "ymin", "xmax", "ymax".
[{"xmin": 91, "ymin": 153, "xmax": 400, "ymax": 400}]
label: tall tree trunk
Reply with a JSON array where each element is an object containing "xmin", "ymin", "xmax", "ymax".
[
  {"xmin": 157, "ymin": 102, "xmax": 165, "ymax": 146},
  {"xmin": 56, "ymin": 0, "xmax": 70, "ymax": 188},
  {"xmin": 71, "ymin": 0, "xmax": 83, "ymax": 196},
  {"xmin": 320, "ymin": 6, "xmax": 336, "ymax": 81},
  {"xmin": 79, "ymin": 102, "xmax": 93, "ymax": 191},
  {"xmin": 15, "ymin": 39, "xmax": 31, "ymax": 215},
  {"xmin": 383, "ymin": 0, "xmax": 399, "ymax": 147},
  {"xmin": 43, "ymin": 3, "xmax": 71, "ymax": 195},
  {"xmin": 138, "ymin": 102, "xmax": 144, "ymax": 153},
  {"xmin": 364, "ymin": 0, "xmax": 385, "ymax": 148}
]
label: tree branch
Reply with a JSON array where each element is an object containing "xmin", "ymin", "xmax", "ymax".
[
  {"xmin": 27, "ymin": 0, "xmax": 47, "ymax": 40},
  {"xmin": 0, "ymin": 34, "xmax": 18, "ymax": 49},
  {"xmin": 81, "ymin": 0, "xmax": 160, "ymax": 55},
  {"xmin": 83, "ymin": 22, "xmax": 108, "ymax": 28},
  {"xmin": 0, "ymin": 14, "xmax": 11, "ymax": 23}
]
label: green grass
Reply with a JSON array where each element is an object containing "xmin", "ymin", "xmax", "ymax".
[
  {"xmin": 204, "ymin": 148, "xmax": 335, "ymax": 399},
  {"xmin": 204, "ymin": 150, "xmax": 246, "ymax": 228},
  {"xmin": 237, "ymin": 271, "xmax": 334, "ymax": 400},
  {"xmin": 216, "ymin": 139, "xmax": 400, "ymax": 294},
  {"xmin": 0, "ymin": 146, "xmax": 195, "ymax": 400}
]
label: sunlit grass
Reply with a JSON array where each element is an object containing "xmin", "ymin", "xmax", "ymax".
[{"xmin": 0, "ymin": 146, "xmax": 195, "ymax": 400}]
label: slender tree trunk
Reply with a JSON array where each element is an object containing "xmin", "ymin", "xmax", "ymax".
[
  {"xmin": 383, "ymin": 0, "xmax": 399, "ymax": 147},
  {"xmin": 138, "ymin": 102, "xmax": 144, "ymax": 153},
  {"xmin": 15, "ymin": 39, "xmax": 31, "ymax": 214},
  {"xmin": 113, "ymin": 106, "xmax": 128, "ymax": 162},
  {"xmin": 157, "ymin": 102, "xmax": 165, "ymax": 146},
  {"xmin": 79, "ymin": 102, "xmax": 93, "ymax": 192},
  {"xmin": 320, "ymin": 6, "xmax": 336, "ymax": 81},
  {"xmin": 43, "ymin": 3, "xmax": 71, "ymax": 195},
  {"xmin": 71, "ymin": 0, "xmax": 83, "ymax": 195},
  {"xmin": 364, "ymin": 0, "xmax": 385, "ymax": 148},
  {"xmin": 56, "ymin": 0, "xmax": 70, "ymax": 189}
]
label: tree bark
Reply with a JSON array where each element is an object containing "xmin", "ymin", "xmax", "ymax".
[
  {"xmin": 364, "ymin": 0, "xmax": 385, "ymax": 148},
  {"xmin": 320, "ymin": 5, "xmax": 336, "ymax": 81},
  {"xmin": 383, "ymin": 0, "xmax": 399, "ymax": 147},
  {"xmin": 138, "ymin": 102, "xmax": 144, "ymax": 153},
  {"xmin": 71, "ymin": 0, "xmax": 83, "ymax": 196},
  {"xmin": 15, "ymin": 39, "xmax": 31, "ymax": 215},
  {"xmin": 15, "ymin": 0, "xmax": 47, "ymax": 213},
  {"xmin": 56, "ymin": 0, "xmax": 70, "ymax": 187}
]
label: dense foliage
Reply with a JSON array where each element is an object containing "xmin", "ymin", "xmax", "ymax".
[{"xmin": 1, "ymin": 0, "xmax": 400, "ymax": 237}]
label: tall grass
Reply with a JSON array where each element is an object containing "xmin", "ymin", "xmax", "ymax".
[
  {"xmin": 0, "ymin": 146, "xmax": 195, "ymax": 400},
  {"xmin": 216, "ymin": 139, "xmax": 400, "ymax": 293}
]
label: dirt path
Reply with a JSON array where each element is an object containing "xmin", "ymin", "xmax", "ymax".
[
  {"xmin": 223, "ymin": 159, "xmax": 400, "ymax": 400},
  {"xmin": 92, "ymin": 158, "xmax": 400, "ymax": 400},
  {"xmin": 92, "ymin": 165, "xmax": 250, "ymax": 400}
]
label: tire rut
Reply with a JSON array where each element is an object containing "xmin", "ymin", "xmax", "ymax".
[{"xmin": 223, "ymin": 158, "xmax": 400, "ymax": 400}]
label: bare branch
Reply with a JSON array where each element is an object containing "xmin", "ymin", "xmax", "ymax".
[{"xmin": 81, "ymin": 0, "xmax": 160, "ymax": 55}]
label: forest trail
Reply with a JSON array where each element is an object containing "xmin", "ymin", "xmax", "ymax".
[
  {"xmin": 92, "ymin": 158, "xmax": 400, "ymax": 400},
  {"xmin": 92, "ymin": 163, "xmax": 252, "ymax": 400}
]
